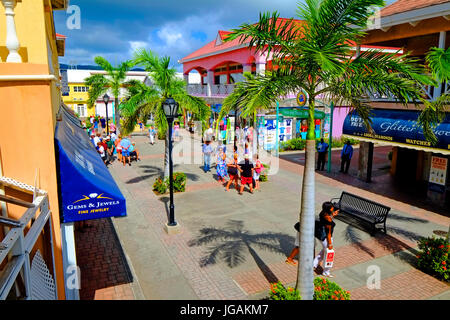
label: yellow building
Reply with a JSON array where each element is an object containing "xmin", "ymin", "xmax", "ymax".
[
  {"xmin": 0, "ymin": 0, "xmax": 68, "ymax": 300},
  {"xmin": 61, "ymin": 69, "xmax": 95, "ymax": 118},
  {"xmin": 61, "ymin": 68, "xmax": 149, "ymax": 120}
]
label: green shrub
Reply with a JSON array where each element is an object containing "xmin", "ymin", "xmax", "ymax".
[
  {"xmin": 268, "ymin": 278, "xmax": 351, "ymax": 300},
  {"xmin": 153, "ymin": 177, "xmax": 167, "ymax": 194},
  {"xmin": 279, "ymin": 136, "xmax": 359, "ymax": 152},
  {"xmin": 280, "ymin": 138, "xmax": 306, "ymax": 151},
  {"xmin": 313, "ymin": 277, "xmax": 351, "ymax": 300},
  {"xmin": 416, "ymin": 237, "xmax": 450, "ymax": 282},
  {"xmin": 153, "ymin": 172, "xmax": 187, "ymax": 194},
  {"xmin": 157, "ymin": 131, "xmax": 166, "ymax": 140},
  {"xmin": 173, "ymin": 172, "xmax": 187, "ymax": 192},
  {"xmin": 269, "ymin": 282, "xmax": 301, "ymax": 300},
  {"xmin": 259, "ymin": 164, "xmax": 270, "ymax": 182}
]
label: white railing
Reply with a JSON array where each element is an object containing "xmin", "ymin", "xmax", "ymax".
[
  {"xmin": 186, "ymin": 84, "xmax": 207, "ymax": 96},
  {"xmin": 1, "ymin": 0, "xmax": 22, "ymax": 63},
  {"xmin": 0, "ymin": 176, "xmax": 57, "ymax": 300},
  {"xmin": 211, "ymin": 84, "xmax": 235, "ymax": 96}
]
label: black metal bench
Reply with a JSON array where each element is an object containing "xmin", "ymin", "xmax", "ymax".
[{"xmin": 331, "ymin": 192, "xmax": 391, "ymax": 235}]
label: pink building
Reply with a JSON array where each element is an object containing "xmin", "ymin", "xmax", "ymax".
[{"xmin": 179, "ymin": 18, "xmax": 401, "ymax": 138}]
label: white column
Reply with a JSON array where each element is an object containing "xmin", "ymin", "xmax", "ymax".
[
  {"xmin": 255, "ymin": 62, "xmax": 265, "ymax": 75},
  {"xmin": 61, "ymin": 223, "xmax": 80, "ymax": 300},
  {"xmin": 2, "ymin": 0, "xmax": 22, "ymax": 63},
  {"xmin": 206, "ymin": 69, "xmax": 214, "ymax": 97},
  {"xmin": 434, "ymin": 31, "xmax": 446, "ymax": 100}
]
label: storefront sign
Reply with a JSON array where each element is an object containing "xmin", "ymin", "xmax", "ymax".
[
  {"xmin": 429, "ymin": 156, "xmax": 448, "ymax": 194},
  {"xmin": 279, "ymin": 108, "xmax": 325, "ymax": 119},
  {"xmin": 343, "ymin": 110, "xmax": 450, "ymax": 152}
]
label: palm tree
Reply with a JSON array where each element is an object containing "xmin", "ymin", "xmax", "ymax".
[
  {"xmin": 85, "ymin": 57, "xmax": 133, "ymax": 134},
  {"xmin": 121, "ymin": 49, "xmax": 210, "ymax": 179},
  {"xmin": 422, "ymin": 47, "xmax": 450, "ymax": 241},
  {"xmin": 222, "ymin": 0, "xmax": 435, "ymax": 299}
]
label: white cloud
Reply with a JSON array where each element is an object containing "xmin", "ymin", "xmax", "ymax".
[
  {"xmin": 157, "ymin": 28, "xmax": 182, "ymax": 46},
  {"xmin": 128, "ymin": 40, "xmax": 149, "ymax": 56}
]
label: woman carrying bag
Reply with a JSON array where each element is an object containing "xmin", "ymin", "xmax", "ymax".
[{"xmin": 313, "ymin": 202, "xmax": 339, "ymax": 277}]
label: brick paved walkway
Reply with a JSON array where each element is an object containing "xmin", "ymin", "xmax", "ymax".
[
  {"xmin": 74, "ymin": 218, "xmax": 135, "ymax": 300},
  {"xmin": 111, "ymin": 159, "xmax": 246, "ymax": 300},
  {"xmin": 77, "ymin": 130, "xmax": 450, "ymax": 300}
]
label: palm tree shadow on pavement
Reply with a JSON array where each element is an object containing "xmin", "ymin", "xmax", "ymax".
[
  {"xmin": 341, "ymin": 212, "xmax": 427, "ymax": 267},
  {"xmin": 188, "ymin": 220, "xmax": 295, "ymax": 285},
  {"xmin": 125, "ymin": 165, "xmax": 163, "ymax": 184}
]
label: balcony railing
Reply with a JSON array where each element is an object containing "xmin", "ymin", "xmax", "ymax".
[
  {"xmin": 186, "ymin": 84, "xmax": 207, "ymax": 96},
  {"xmin": 0, "ymin": 176, "xmax": 57, "ymax": 300},
  {"xmin": 1, "ymin": 0, "xmax": 22, "ymax": 63},
  {"xmin": 186, "ymin": 83, "xmax": 236, "ymax": 97},
  {"xmin": 211, "ymin": 84, "xmax": 235, "ymax": 96}
]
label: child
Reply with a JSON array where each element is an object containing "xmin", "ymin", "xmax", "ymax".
[{"xmin": 253, "ymin": 154, "xmax": 262, "ymax": 191}]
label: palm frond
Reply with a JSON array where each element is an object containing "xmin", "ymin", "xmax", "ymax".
[
  {"xmin": 84, "ymin": 74, "xmax": 109, "ymax": 108},
  {"xmin": 426, "ymin": 47, "xmax": 450, "ymax": 82},
  {"xmin": 418, "ymin": 93, "xmax": 449, "ymax": 145}
]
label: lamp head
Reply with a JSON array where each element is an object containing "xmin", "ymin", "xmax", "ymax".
[
  {"xmin": 102, "ymin": 93, "xmax": 110, "ymax": 104},
  {"xmin": 162, "ymin": 97, "xmax": 179, "ymax": 119}
]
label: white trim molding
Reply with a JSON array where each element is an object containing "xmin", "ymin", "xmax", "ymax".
[
  {"xmin": 376, "ymin": 2, "xmax": 450, "ymax": 30},
  {"xmin": 0, "ymin": 75, "xmax": 58, "ymax": 81}
]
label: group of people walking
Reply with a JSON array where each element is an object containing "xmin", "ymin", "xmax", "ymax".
[
  {"xmin": 89, "ymin": 131, "xmax": 140, "ymax": 167},
  {"xmin": 202, "ymin": 138, "xmax": 263, "ymax": 195}
]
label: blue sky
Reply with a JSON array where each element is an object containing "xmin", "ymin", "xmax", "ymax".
[{"xmin": 54, "ymin": 0, "xmax": 396, "ymax": 71}]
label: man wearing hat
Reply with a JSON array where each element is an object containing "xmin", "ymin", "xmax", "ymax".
[
  {"xmin": 105, "ymin": 136, "xmax": 115, "ymax": 164},
  {"xmin": 89, "ymin": 132, "xmax": 96, "ymax": 147}
]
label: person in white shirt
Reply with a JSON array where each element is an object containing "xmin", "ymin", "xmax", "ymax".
[
  {"xmin": 204, "ymin": 125, "xmax": 214, "ymax": 142},
  {"xmin": 93, "ymin": 133, "xmax": 101, "ymax": 147},
  {"xmin": 97, "ymin": 142, "xmax": 106, "ymax": 164}
]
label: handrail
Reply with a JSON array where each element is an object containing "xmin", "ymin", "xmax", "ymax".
[{"xmin": 0, "ymin": 176, "xmax": 56, "ymax": 300}]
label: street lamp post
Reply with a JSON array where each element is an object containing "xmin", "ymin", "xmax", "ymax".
[
  {"xmin": 162, "ymin": 97, "xmax": 180, "ymax": 232},
  {"xmin": 103, "ymin": 93, "xmax": 110, "ymax": 135}
]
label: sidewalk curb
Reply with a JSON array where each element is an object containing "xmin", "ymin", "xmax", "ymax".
[{"xmin": 109, "ymin": 217, "xmax": 146, "ymax": 300}]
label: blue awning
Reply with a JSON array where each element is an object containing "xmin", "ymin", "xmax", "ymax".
[
  {"xmin": 343, "ymin": 109, "xmax": 450, "ymax": 155},
  {"xmin": 55, "ymin": 105, "xmax": 127, "ymax": 223}
]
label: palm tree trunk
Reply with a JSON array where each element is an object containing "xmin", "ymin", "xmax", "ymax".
[
  {"xmin": 115, "ymin": 96, "xmax": 121, "ymax": 134},
  {"xmin": 296, "ymin": 100, "xmax": 317, "ymax": 300}
]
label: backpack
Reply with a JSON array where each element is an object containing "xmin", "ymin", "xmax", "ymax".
[
  {"xmin": 294, "ymin": 221, "xmax": 326, "ymax": 241},
  {"xmin": 314, "ymin": 220, "xmax": 327, "ymax": 241}
]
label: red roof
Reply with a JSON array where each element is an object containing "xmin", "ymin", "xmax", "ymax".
[
  {"xmin": 56, "ymin": 33, "xmax": 67, "ymax": 39},
  {"xmin": 181, "ymin": 18, "xmax": 304, "ymax": 62},
  {"xmin": 381, "ymin": 0, "xmax": 450, "ymax": 17}
]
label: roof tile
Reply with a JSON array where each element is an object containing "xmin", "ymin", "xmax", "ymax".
[{"xmin": 381, "ymin": 0, "xmax": 450, "ymax": 17}]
